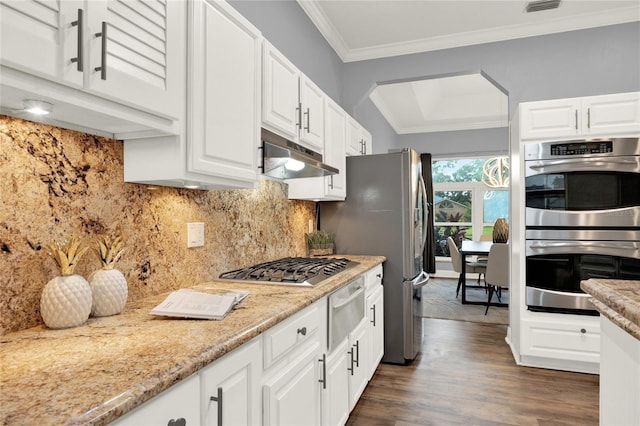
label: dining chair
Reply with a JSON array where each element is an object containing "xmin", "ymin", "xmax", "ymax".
[
  {"xmin": 484, "ymin": 243, "xmax": 509, "ymax": 315},
  {"xmin": 447, "ymin": 237, "xmax": 487, "ymax": 298}
]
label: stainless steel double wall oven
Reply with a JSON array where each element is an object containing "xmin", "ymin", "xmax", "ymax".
[{"xmin": 524, "ymin": 138, "xmax": 640, "ymax": 314}]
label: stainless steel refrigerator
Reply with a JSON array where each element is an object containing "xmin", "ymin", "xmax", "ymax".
[{"xmin": 319, "ymin": 148, "xmax": 430, "ymax": 364}]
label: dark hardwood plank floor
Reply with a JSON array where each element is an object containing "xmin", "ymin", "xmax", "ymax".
[{"xmin": 347, "ymin": 318, "xmax": 599, "ymax": 426}]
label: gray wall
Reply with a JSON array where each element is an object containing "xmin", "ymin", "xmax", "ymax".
[
  {"xmin": 228, "ymin": 1, "xmax": 640, "ymax": 156},
  {"xmin": 228, "ymin": 0, "xmax": 344, "ymax": 103}
]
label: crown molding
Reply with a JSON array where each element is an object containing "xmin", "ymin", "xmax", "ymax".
[{"xmin": 298, "ymin": 2, "xmax": 640, "ymax": 63}]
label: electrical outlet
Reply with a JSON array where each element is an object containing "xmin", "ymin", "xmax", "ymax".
[{"xmin": 187, "ymin": 222, "xmax": 205, "ymax": 248}]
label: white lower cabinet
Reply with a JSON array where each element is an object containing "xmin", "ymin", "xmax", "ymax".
[
  {"xmin": 323, "ymin": 339, "xmax": 350, "ymax": 426},
  {"xmin": 366, "ymin": 284, "xmax": 384, "ymax": 381},
  {"xmin": 600, "ymin": 316, "xmax": 640, "ymax": 426},
  {"xmin": 200, "ymin": 337, "xmax": 262, "ymax": 426},
  {"xmin": 263, "ymin": 340, "xmax": 323, "ymax": 426},
  {"xmin": 520, "ymin": 313, "xmax": 601, "ymax": 373},
  {"xmin": 110, "ymin": 266, "xmax": 386, "ymax": 426},
  {"xmin": 347, "ymin": 318, "xmax": 369, "ymax": 411},
  {"xmin": 110, "ymin": 373, "xmax": 200, "ymax": 426}
]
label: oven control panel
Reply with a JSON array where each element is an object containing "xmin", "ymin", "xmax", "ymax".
[{"xmin": 550, "ymin": 141, "xmax": 613, "ymax": 156}]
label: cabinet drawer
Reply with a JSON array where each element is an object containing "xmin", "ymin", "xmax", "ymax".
[
  {"xmin": 264, "ymin": 301, "xmax": 323, "ymax": 369},
  {"xmin": 521, "ymin": 317, "xmax": 601, "ymax": 364}
]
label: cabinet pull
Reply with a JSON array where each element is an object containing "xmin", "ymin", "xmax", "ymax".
[
  {"xmin": 370, "ymin": 304, "xmax": 376, "ymax": 326},
  {"xmin": 304, "ymin": 107, "xmax": 310, "ymax": 132},
  {"xmin": 580, "ymin": 328, "xmax": 586, "ymax": 334},
  {"xmin": 167, "ymin": 418, "xmax": 186, "ymax": 426},
  {"xmin": 296, "ymin": 102, "xmax": 302, "ymax": 130},
  {"xmin": 575, "ymin": 109, "xmax": 578, "ymax": 130},
  {"xmin": 329, "ymin": 175, "xmax": 334, "ymax": 189},
  {"xmin": 94, "ymin": 22, "xmax": 107, "ymax": 80},
  {"xmin": 318, "ymin": 353, "xmax": 327, "ymax": 389},
  {"xmin": 70, "ymin": 9, "xmax": 83, "ymax": 72},
  {"xmin": 210, "ymin": 386, "xmax": 223, "ymax": 426},
  {"xmin": 297, "ymin": 327, "xmax": 307, "ymax": 336},
  {"xmin": 376, "ymin": 273, "xmax": 382, "ymax": 279},
  {"xmin": 354, "ymin": 340, "xmax": 360, "ymax": 367},
  {"xmin": 587, "ymin": 108, "xmax": 591, "ymax": 128},
  {"xmin": 347, "ymin": 346, "xmax": 355, "ymax": 375}
]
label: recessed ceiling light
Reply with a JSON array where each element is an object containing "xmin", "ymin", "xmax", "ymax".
[
  {"xmin": 23, "ymin": 99, "xmax": 54, "ymax": 115},
  {"xmin": 525, "ymin": 0, "xmax": 561, "ymax": 13}
]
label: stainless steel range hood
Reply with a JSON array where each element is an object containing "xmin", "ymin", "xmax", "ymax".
[{"xmin": 261, "ymin": 128, "xmax": 338, "ymax": 179}]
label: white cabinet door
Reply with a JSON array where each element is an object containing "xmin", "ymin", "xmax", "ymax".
[
  {"xmin": 85, "ymin": 0, "xmax": 184, "ymax": 119},
  {"xmin": 111, "ymin": 373, "xmax": 200, "ymax": 426},
  {"xmin": 583, "ymin": 92, "xmax": 640, "ymax": 136},
  {"xmin": 366, "ymin": 284, "xmax": 384, "ymax": 381},
  {"xmin": 299, "ymin": 75, "xmax": 324, "ymax": 152},
  {"xmin": 348, "ymin": 317, "xmax": 369, "ymax": 411},
  {"xmin": 519, "ymin": 98, "xmax": 582, "ymax": 140},
  {"xmin": 262, "ymin": 41, "xmax": 300, "ymax": 141},
  {"xmin": 0, "ymin": 0, "xmax": 82, "ymax": 86},
  {"xmin": 263, "ymin": 341, "xmax": 323, "ymax": 426},
  {"xmin": 201, "ymin": 338, "xmax": 262, "ymax": 426},
  {"xmin": 323, "ymin": 339, "xmax": 350, "ymax": 426},
  {"xmin": 324, "ymin": 98, "xmax": 347, "ymax": 199},
  {"xmin": 188, "ymin": 0, "xmax": 261, "ymax": 185},
  {"xmin": 346, "ymin": 116, "xmax": 371, "ymax": 156}
]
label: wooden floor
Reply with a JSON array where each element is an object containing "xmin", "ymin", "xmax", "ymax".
[{"xmin": 347, "ymin": 318, "xmax": 599, "ymax": 426}]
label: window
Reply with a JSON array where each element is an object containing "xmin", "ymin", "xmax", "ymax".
[{"xmin": 433, "ymin": 158, "xmax": 509, "ymax": 257}]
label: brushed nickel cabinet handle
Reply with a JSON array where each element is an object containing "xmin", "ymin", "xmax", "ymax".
[
  {"xmin": 318, "ymin": 354, "xmax": 327, "ymax": 389},
  {"xmin": 304, "ymin": 107, "xmax": 310, "ymax": 132},
  {"xmin": 575, "ymin": 109, "xmax": 578, "ymax": 130},
  {"xmin": 296, "ymin": 102, "xmax": 302, "ymax": 129},
  {"xmin": 210, "ymin": 386, "xmax": 223, "ymax": 426},
  {"xmin": 587, "ymin": 108, "xmax": 591, "ymax": 128},
  {"xmin": 370, "ymin": 305, "xmax": 376, "ymax": 326},
  {"xmin": 354, "ymin": 340, "xmax": 360, "ymax": 367},
  {"xmin": 297, "ymin": 327, "xmax": 307, "ymax": 336},
  {"xmin": 347, "ymin": 346, "xmax": 355, "ymax": 375},
  {"xmin": 70, "ymin": 9, "xmax": 83, "ymax": 72},
  {"xmin": 94, "ymin": 21, "xmax": 107, "ymax": 80}
]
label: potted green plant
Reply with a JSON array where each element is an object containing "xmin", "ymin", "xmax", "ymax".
[{"xmin": 305, "ymin": 230, "xmax": 335, "ymax": 256}]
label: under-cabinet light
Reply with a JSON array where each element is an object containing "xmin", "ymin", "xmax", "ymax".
[{"xmin": 23, "ymin": 100, "xmax": 53, "ymax": 115}]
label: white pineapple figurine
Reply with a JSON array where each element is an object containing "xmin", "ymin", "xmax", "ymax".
[
  {"xmin": 88, "ymin": 235, "xmax": 128, "ymax": 317},
  {"xmin": 41, "ymin": 237, "xmax": 92, "ymax": 329}
]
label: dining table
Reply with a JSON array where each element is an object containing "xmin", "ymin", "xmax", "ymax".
[{"xmin": 459, "ymin": 240, "xmax": 507, "ymax": 307}]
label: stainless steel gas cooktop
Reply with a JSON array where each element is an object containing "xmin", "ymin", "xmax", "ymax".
[{"xmin": 218, "ymin": 257, "xmax": 358, "ymax": 286}]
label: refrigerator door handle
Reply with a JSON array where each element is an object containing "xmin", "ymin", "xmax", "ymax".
[
  {"xmin": 418, "ymin": 173, "xmax": 429, "ymax": 254},
  {"xmin": 412, "ymin": 270, "xmax": 430, "ymax": 289}
]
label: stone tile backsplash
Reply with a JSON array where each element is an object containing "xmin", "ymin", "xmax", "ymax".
[{"xmin": 0, "ymin": 116, "xmax": 315, "ymax": 335}]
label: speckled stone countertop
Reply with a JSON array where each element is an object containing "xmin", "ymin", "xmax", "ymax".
[
  {"xmin": 581, "ymin": 279, "xmax": 640, "ymax": 341},
  {"xmin": 0, "ymin": 255, "xmax": 385, "ymax": 425}
]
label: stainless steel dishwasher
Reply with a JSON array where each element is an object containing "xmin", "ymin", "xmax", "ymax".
[{"xmin": 328, "ymin": 275, "xmax": 365, "ymax": 351}]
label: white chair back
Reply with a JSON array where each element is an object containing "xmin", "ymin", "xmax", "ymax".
[{"xmin": 485, "ymin": 243, "xmax": 509, "ymax": 288}]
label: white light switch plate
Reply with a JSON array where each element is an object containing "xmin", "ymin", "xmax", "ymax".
[{"xmin": 187, "ymin": 222, "xmax": 205, "ymax": 248}]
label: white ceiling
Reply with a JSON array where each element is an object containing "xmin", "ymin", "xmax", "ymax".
[{"xmin": 297, "ymin": 0, "xmax": 639, "ymax": 134}]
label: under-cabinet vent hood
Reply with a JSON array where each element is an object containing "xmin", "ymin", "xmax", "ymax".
[{"xmin": 261, "ymin": 128, "xmax": 338, "ymax": 179}]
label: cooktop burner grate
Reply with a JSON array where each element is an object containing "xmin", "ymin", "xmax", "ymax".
[{"xmin": 219, "ymin": 257, "xmax": 358, "ymax": 286}]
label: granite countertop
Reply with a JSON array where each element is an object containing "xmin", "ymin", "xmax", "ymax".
[
  {"xmin": 581, "ymin": 278, "xmax": 640, "ymax": 340},
  {"xmin": 0, "ymin": 255, "xmax": 385, "ymax": 426}
]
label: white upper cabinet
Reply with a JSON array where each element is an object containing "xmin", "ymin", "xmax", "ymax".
[
  {"xmin": 84, "ymin": 0, "xmax": 183, "ymax": 120},
  {"xmin": 262, "ymin": 41, "xmax": 324, "ymax": 153},
  {"xmin": 299, "ymin": 75, "xmax": 324, "ymax": 151},
  {"xmin": 187, "ymin": 0, "xmax": 261, "ymax": 185},
  {"xmin": 123, "ymin": 0, "xmax": 261, "ymax": 190},
  {"xmin": 0, "ymin": 0, "xmax": 185, "ymax": 134},
  {"xmin": 347, "ymin": 116, "xmax": 372, "ymax": 156},
  {"xmin": 520, "ymin": 92, "xmax": 640, "ymax": 141},
  {"xmin": 262, "ymin": 43, "xmax": 300, "ymax": 141}
]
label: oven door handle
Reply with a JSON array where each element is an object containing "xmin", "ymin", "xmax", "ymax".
[
  {"xmin": 530, "ymin": 241, "xmax": 639, "ymax": 251},
  {"xmin": 528, "ymin": 157, "xmax": 638, "ymax": 169},
  {"xmin": 331, "ymin": 286, "xmax": 365, "ymax": 309}
]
